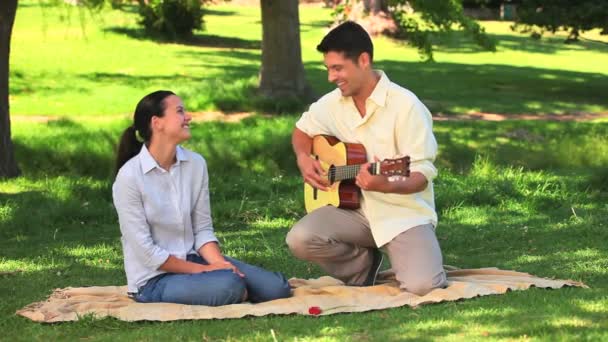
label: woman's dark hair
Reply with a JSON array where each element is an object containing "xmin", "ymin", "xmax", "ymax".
[
  {"xmin": 115, "ymin": 90, "xmax": 175, "ymax": 175},
  {"xmin": 316, "ymin": 21, "xmax": 374, "ymax": 63}
]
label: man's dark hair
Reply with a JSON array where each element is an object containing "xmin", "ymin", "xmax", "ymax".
[{"xmin": 316, "ymin": 21, "xmax": 374, "ymax": 63}]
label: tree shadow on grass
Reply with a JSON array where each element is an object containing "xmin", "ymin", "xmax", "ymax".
[
  {"xmin": 429, "ymin": 30, "xmax": 608, "ymax": 54},
  {"xmin": 12, "ymin": 118, "xmax": 117, "ymax": 180},
  {"xmin": 3, "ymin": 118, "xmax": 606, "ymax": 339},
  {"xmin": 81, "ymin": 71, "xmax": 210, "ymax": 89},
  {"xmin": 300, "ymin": 19, "xmax": 333, "ymax": 31},
  {"xmin": 113, "ymin": 5, "xmax": 237, "ymax": 16},
  {"xmin": 203, "ymin": 8, "xmax": 237, "ymax": 17},
  {"xmin": 437, "ymin": 184, "xmax": 607, "ymax": 285},
  {"xmin": 104, "ymin": 27, "xmax": 261, "ymax": 49},
  {"xmin": 168, "ymin": 49, "xmax": 315, "ymax": 113},
  {"xmin": 304, "ymin": 59, "xmax": 608, "ymax": 115},
  {"xmin": 17, "ymin": 57, "xmax": 605, "ymax": 116},
  {"xmin": 10, "ymin": 70, "xmax": 92, "ymax": 97},
  {"xmin": 433, "ymin": 120, "xmax": 608, "ymax": 172},
  {"xmin": 372, "ymin": 60, "xmax": 608, "ymax": 115},
  {"xmin": 0, "ymin": 173, "xmax": 297, "ymax": 327},
  {"xmin": 0, "ymin": 182, "xmax": 114, "ymax": 244},
  {"xmin": 16, "ymin": 1, "xmax": 57, "ymax": 9},
  {"xmin": 189, "ymin": 116, "xmax": 298, "ymax": 178},
  {"xmin": 293, "ymin": 296, "xmax": 606, "ymax": 340}
]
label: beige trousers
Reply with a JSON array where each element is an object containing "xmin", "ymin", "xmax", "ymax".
[{"xmin": 286, "ymin": 206, "xmax": 447, "ymax": 295}]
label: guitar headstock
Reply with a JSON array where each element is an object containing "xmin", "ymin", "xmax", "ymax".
[{"xmin": 378, "ymin": 156, "xmax": 411, "ymax": 177}]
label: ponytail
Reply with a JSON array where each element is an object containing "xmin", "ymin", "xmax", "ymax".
[{"xmin": 115, "ymin": 125, "xmax": 142, "ymax": 176}]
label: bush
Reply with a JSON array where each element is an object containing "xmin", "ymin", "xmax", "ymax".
[{"xmin": 138, "ymin": 0, "xmax": 203, "ymax": 39}]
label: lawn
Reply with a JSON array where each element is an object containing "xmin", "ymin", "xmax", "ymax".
[
  {"xmin": 10, "ymin": 1, "xmax": 608, "ymax": 116},
  {"xmin": 2, "ymin": 1, "xmax": 608, "ymax": 341}
]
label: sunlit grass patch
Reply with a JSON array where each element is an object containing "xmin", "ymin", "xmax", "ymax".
[
  {"xmin": 2, "ymin": 3, "xmax": 607, "ymax": 338},
  {"xmin": 10, "ymin": 2, "xmax": 608, "ymax": 116}
]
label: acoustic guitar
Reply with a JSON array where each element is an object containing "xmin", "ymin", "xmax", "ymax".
[{"xmin": 304, "ymin": 135, "xmax": 411, "ymax": 213}]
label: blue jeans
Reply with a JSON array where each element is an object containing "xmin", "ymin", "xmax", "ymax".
[{"xmin": 135, "ymin": 254, "xmax": 291, "ymax": 306}]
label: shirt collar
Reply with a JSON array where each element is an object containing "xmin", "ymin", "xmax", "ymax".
[
  {"xmin": 175, "ymin": 145, "xmax": 188, "ymax": 163},
  {"xmin": 339, "ymin": 70, "xmax": 390, "ymax": 108},
  {"xmin": 368, "ymin": 70, "xmax": 390, "ymax": 108},
  {"xmin": 139, "ymin": 144, "xmax": 189, "ymax": 174}
]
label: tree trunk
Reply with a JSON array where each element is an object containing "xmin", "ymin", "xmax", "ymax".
[
  {"xmin": 0, "ymin": 0, "xmax": 20, "ymax": 178},
  {"xmin": 259, "ymin": 0, "xmax": 313, "ymax": 101},
  {"xmin": 363, "ymin": 0, "xmax": 388, "ymax": 15}
]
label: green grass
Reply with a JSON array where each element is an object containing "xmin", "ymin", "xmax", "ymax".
[
  {"xmin": 3, "ymin": 1, "xmax": 608, "ymax": 340},
  {"xmin": 10, "ymin": 1, "xmax": 608, "ymax": 116},
  {"xmin": 2, "ymin": 116, "xmax": 608, "ymax": 340}
]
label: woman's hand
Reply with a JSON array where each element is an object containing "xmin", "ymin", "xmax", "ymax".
[
  {"xmin": 196, "ymin": 242, "xmax": 244, "ymax": 277},
  {"xmin": 203, "ymin": 261, "xmax": 245, "ymax": 277},
  {"xmin": 159, "ymin": 255, "xmax": 243, "ymax": 277}
]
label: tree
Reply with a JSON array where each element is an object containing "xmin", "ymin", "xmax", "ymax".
[
  {"xmin": 137, "ymin": 0, "xmax": 205, "ymax": 40},
  {"xmin": 0, "ymin": 0, "xmax": 20, "ymax": 178},
  {"xmin": 259, "ymin": 0, "xmax": 313, "ymax": 102},
  {"xmin": 364, "ymin": 0, "xmax": 388, "ymax": 15},
  {"xmin": 332, "ymin": 0, "xmax": 496, "ymax": 61},
  {"xmin": 2, "ymin": 0, "xmax": 310, "ymax": 179},
  {"xmin": 513, "ymin": 0, "xmax": 608, "ymax": 42},
  {"xmin": 1, "ymin": 0, "xmax": 105, "ymax": 179}
]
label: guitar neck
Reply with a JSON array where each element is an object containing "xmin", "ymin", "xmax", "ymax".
[{"xmin": 329, "ymin": 162, "xmax": 381, "ymax": 183}]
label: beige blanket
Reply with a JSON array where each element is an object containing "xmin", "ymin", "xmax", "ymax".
[{"xmin": 17, "ymin": 267, "xmax": 586, "ymax": 323}]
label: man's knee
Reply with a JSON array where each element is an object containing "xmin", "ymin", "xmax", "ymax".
[
  {"xmin": 285, "ymin": 224, "xmax": 315, "ymax": 260},
  {"xmin": 400, "ymin": 271, "xmax": 447, "ymax": 296}
]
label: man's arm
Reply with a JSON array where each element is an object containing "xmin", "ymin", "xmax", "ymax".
[
  {"xmin": 292, "ymin": 127, "xmax": 313, "ymax": 161},
  {"xmin": 386, "ymin": 173, "xmax": 428, "ymax": 194},
  {"xmin": 355, "ymin": 165, "xmax": 428, "ymax": 194},
  {"xmin": 356, "ymin": 96, "xmax": 437, "ymax": 195}
]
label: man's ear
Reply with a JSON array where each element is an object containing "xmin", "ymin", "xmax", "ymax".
[{"xmin": 358, "ymin": 52, "xmax": 371, "ymax": 69}]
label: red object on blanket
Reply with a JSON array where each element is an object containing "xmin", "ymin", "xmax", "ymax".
[{"xmin": 308, "ymin": 306, "xmax": 322, "ymax": 315}]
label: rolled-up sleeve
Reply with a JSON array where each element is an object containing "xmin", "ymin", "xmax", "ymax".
[
  {"xmin": 191, "ymin": 158, "xmax": 219, "ymax": 251},
  {"xmin": 398, "ymin": 100, "xmax": 438, "ymax": 182},
  {"xmin": 112, "ymin": 171, "xmax": 170, "ymax": 270},
  {"xmin": 295, "ymin": 97, "xmax": 333, "ymax": 137}
]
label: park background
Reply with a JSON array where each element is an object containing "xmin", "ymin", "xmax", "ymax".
[{"xmin": 1, "ymin": 0, "xmax": 607, "ymax": 340}]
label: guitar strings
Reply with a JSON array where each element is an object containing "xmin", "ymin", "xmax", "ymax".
[
  {"xmin": 329, "ymin": 163, "xmax": 372, "ymax": 182},
  {"xmin": 328, "ymin": 159, "xmax": 411, "ymax": 182}
]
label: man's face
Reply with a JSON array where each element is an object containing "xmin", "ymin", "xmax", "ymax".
[{"xmin": 324, "ymin": 51, "xmax": 368, "ymax": 97}]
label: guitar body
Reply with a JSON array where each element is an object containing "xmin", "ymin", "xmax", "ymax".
[{"xmin": 304, "ymin": 135, "xmax": 367, "ymax": 213}]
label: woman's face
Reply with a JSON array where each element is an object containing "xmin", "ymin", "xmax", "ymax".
[{"xmin": 154, "ymin": 95, "xmax": 192, "ymax": 144}]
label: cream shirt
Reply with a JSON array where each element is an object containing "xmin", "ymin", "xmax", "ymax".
[
  {"xmin": 112, "ymin": 145, "xmax": 218, "ymax": 293},
  {"xmin": 296, "ymin": 71, "xmax": 438, "ymax": 247}
]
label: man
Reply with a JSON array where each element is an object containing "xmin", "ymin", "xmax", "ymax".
[{"xmin": 286, "ymin": 21, "xmax": 447, "ymax": 296}]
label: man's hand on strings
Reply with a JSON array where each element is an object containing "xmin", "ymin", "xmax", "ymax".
[{"xmin": 297, "ymin": 154, "xmax": 330, "ymax": 191}]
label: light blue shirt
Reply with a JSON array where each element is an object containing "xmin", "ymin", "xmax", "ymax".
[{"xmin": 112, "ymin": 145, "xmax": 218, "ymax": 293}]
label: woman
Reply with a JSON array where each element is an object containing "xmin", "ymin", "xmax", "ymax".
[{"xmin": 112, "ymin": 90, "xmax": 291, "ymax": 306}]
